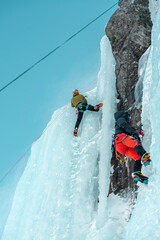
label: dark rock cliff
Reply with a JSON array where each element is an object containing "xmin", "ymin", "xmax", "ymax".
[{"xmin": 105, "ymin": 0, "xmax": 152, "ymax": 195}]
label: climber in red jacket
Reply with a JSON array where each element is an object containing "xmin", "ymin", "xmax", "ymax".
[{"xmin": 114, "ymin": 110, "xmax": 151, "ymax": 184}]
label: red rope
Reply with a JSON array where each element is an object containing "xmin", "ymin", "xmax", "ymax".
[
  {"xmin": 0, "ymin": 79, "xmax": 97, "ymax": 184},
  {"xmin": 0, "ymin": 148, "xmax": 31, "ymax": 184}
]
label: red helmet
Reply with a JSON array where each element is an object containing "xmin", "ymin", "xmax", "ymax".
[{"xmin": 73, "ymin": 89, "xmax": 79, "ymax": 94}]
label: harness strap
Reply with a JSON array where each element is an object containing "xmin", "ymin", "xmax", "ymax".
[
  {"xmin": 76, "ymin": 102, "xmax": 89, "ymax": 113},
  {"xmin": 76, "ymin": 102, "xmax": 84, "ymax": 113},
  {"xmin": 114, "ymin": 134, "xmax": 126, "ymax": 162},
  {"xmin": 76, "ymin": 102, "xmax": 83, "ymax": 109},
  {"xmin": 86, "ymin": 104, "xmax": 89, "ymax": 110}
]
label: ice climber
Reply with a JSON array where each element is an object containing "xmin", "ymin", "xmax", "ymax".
[
  {"xmin": 113, "ymin": 110, "xmax": 151, "ymax": 184},
  {"xmin": 71, "ymin": 89, "xmax": 103, "ymax": 136}
]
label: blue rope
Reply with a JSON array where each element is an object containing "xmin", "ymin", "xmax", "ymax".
[{"xmin": 0, "ymin": 2, "xmax": 118, "ymax": 93}]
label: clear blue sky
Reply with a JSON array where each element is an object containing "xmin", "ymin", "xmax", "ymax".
[{"xmin": 0, "ymin": 0, "xmax": 118, "ymax": 181}]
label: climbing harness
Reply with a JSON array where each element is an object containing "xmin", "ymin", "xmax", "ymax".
[
  {"xmin": 76, "ymin": 102, "xmax": 89, "ymax": 112},
  {"xmin": 112, "ymin": 134, "xmax": 124, "ymax": 162},
  {"xmin": 116, "ymin": 152, "xmax": 124, "ymax": 162}
]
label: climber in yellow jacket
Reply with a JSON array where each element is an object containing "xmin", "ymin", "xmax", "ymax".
[{"xmin": 71, "ymin": 89, "xmax": 103, "ymax": 136}]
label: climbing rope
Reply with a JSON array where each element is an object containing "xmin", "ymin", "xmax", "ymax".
[
  {"xmin": 0, "ymin": 2, "xmax": 118, "ymax": 93},
  {"xmin": 0, "ymin": 78, "xmax": 97, "ymax": 184}
]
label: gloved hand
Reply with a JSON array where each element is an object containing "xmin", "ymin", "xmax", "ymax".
[{"xmin": 132, "ymin": 133, "xmax": 141, "ymax": 142}]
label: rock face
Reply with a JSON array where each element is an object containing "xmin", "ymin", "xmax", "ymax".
[
  {"xmin": 105, "ymin": 0, "xmax": 152, "ymax": 194},
  {"xmin": 106, "ymin": 0, "xmax": 152, "ymax": 111}
]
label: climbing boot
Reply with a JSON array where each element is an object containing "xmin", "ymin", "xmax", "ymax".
[
  {"xmin": 74, "ymin": 128, "xmax": 78, "ymax": 137},
  {"xmin": 141, "ymin": 153, "xmax": 151, "ymax": 166},
  {"xmin": 132, "ymin": 171, "xmax": 148, "ymax": 184},
  {"xmin": 94, "ymin": 103, "xmax": 103, "ymax": 110}
]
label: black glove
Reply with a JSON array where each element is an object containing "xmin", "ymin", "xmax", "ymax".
[{"xmin": 132, "ymin": 133, "xmax": 141, "ymax": 142}]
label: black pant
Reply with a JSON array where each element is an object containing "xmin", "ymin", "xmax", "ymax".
[
  {"xmin": 133, "ymin": 145, "xmax": 146, "ymax": 172},
  {"xmin": 75, "ymin": 103, "xmax": 99, "ymax": 129}
]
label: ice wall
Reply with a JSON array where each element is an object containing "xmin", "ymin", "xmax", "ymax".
[
  {"xmin": 149, "ymin": 0, "xmax": 160, "ymax": 22},
  {"xmin": 0, "ymin": 154, "xmax": 28, "ymax": 239},
  {"xmin": 135, "ymin": 47, "xmax": 150, "ymax": 109},
  {"xmin": 2, "ymin": 36, "xmax": 116, "ymax": 240},
  {"xmin": 123, "ymin": 6, "xmax": 160, "ymax": 240}
]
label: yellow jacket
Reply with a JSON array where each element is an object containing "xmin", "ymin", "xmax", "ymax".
[{"xmin": 71, "ymin": 92, "xmax": 87, "ymax": 108}]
